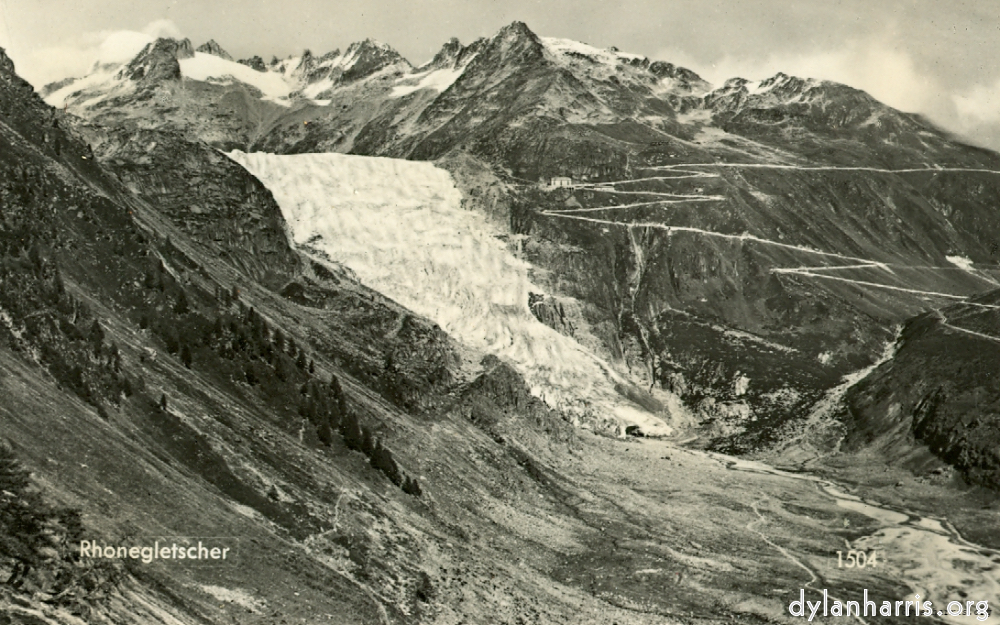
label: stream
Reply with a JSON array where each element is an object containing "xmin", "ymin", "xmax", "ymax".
[{"xmin": 710, "ymin": 453, "xmax": 999, "ymax": 624}]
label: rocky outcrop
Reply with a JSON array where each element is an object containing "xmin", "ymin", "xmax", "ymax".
[
  {"xmin": 83, "ymin": 126, "xmax": 299, "ymax": 285},
  {"xmin": 528, "ymin": 292, "xmax": 575, "ymax": 337},
  {"xmin": 339, "ymin": 39, "xmax": 411, "ymax": 83},
  {"xmin": 196, "ymin": 39, "xmax": 232, "ymax": 60},
  {"xmin": 459, "ymin": 354, "xmax": 576, "ymax": 446},
  {"xmin": 118, "ymin": 37, "xmax": 194, "ymax": 83},
  {"xmin": 0, "ymin": 46, "xmax": 55, "ymax": 120},
  {"xmin": 237, "ymin": 55, "xmax": 267, "ymax": 71}
]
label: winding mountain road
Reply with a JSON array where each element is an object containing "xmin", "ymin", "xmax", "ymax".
[{"xmin": 538, "ymin": 162, "xmax": 1000, "ymax": 303}]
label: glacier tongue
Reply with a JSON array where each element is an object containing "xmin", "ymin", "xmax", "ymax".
[{"xmin": 228, "ymin": 150, "xmax": 675, "ymax": 435}]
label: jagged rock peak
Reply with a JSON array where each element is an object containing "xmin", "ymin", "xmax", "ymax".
[
  {"xmin": 482, "ymin": 20, "xmax": 546, "ymax": 63},
  {"xmin": 238, "ymin": 55, "xmax": 267, "ymax": 72},
  {"xmin": 497, "ymin": 20, "xmax": 540, "ymax": 41},
  {"xmin": 422, "ymin": 37, "xmax": 485, "ymax": 70},
  {"xmin": 196, "ymin": 39, "xmax": 233, "ymax": 61},
  {"xmin": 344, "ymin": 38, "xmax": 408, "ymax": 63},
  {"xmin": 332, "ymin": 38, "xmax": 411, "ymax": 83},
  {"xmin": 426, "ymin": 37, "xmax": 463, "ymax": 69},
  {"xmin": 756, "ymin": 72, "xmax": 816, "ymax": 97},
  {"xmin": 0, "ymin": 46, "xmax": 14, "ymax": 76},
  {"xmin": 315, "ymin": 49, "xmax": 342, "ymax": 64},
  {"xmin": 118, "ymin": 38, "xmax": 194, "ymax": 82}
]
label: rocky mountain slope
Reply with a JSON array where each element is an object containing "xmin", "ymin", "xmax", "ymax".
[{"xmin": 839, "ymin": 288, "xmax": 1000, "ymax": 485}]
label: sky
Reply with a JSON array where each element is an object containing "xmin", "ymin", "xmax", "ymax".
[{"xmin": 1, "ymin": 0, "xmax": 999, "ymax": 149}]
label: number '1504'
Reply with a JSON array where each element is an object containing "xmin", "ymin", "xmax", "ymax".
[{"xmin": 837, "ymin": 550, "xmax": 879, "ymax": 568}]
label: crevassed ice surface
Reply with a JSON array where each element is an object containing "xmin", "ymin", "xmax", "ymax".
[{"xmin": 228, "ymin": 150, "xmax": 673, "ymax": 434}]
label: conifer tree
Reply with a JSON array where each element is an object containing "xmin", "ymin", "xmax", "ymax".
[
  {"xmin": 340, "ymin": 409, "xmax": 362, "ymax": 451},
  {"xmin": 317, "ymin": 421, "xmax": 333, "ymax": 446},
  {"xmin": 361, "ymin": 427, "xmax": 375, "ymax": 456},
  {"xmin": 403, "ymin": 475, "xmax": 422, "ymax": 497},
  {"xmin": 0, "ymin": 445, "xmax": 39, "ymax": 586},
  {"xmin": 88, "ymin": 320, "xmax": 104, "ymax": 345},
  {"xmin": 370, "ymin": 439, "xmax": 402, "ymax": 486},
  {"xmin": 329, "ymin": 374, "xmax": 347, "ymax": 419},
  {"xmin": 174, "ymin": 290, "xmax": 189, "ymax": 315}
]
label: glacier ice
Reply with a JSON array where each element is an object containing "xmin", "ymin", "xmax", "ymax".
[{"xmin": 228, "ymin": 150, "xmax": 675, "ymax": 435}]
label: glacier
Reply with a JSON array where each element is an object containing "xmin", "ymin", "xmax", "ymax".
[{"xmin": 228, "ymin": 150, "xmax": 678, "ymax": 435}]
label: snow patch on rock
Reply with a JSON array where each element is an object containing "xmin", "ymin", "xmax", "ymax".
[
  {"xmin": 390, "ymin": 66, "xmax": 465, "ymax": 97},
  {"xmin": 945, "ymin": 255, "xmax": 974, "ymax": 271},
  {"xmin": 198, "ymin": 585, "xmax": 265, "ymax": 613}
]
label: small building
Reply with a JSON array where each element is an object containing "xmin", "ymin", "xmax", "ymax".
[{"xmin": 550, "ymin": 176, "xmax": 573, "ymax": 188}]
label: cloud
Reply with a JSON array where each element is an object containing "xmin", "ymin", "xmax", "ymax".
[
  {"xmin": 97, "ymin": 20, "xmax": 182, "ymax": 65},
  {"xmin": 953, "ymin": 80, "xmax": 1000, "ymax": 128},
  {"xmin": 7, "ymin": 19, "xmax": 183, "ymax": 88},
  {"xmin": 948, "ymin": 80, "xmax": 1000, "ymax": 150}
]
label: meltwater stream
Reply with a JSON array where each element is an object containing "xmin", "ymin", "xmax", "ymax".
[
  {"xmin": 228, "ymin": 151, "xmax": 677, "ymax": 434},
  {"xmin": 710, "ymin": 453, "xmax": 1000, "ymax": 624}
]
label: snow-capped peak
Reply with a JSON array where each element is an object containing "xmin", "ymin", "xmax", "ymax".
[
  {"xmin": 539, "ymin": 36, "xmax": 709, "ymax": 96},
  {"xmin": 541, "ymin": 37, "xmax": 643, "ymax": 64}
]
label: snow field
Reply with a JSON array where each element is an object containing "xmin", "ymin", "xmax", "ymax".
[
  {"xmin": 390, "ymin": 67, "xmax": 465, "ymax": 97},
  {"xmin": 180, "ymin": 53, "xmax": 293, "ymax": 99}
]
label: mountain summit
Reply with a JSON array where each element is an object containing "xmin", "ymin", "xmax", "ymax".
[
  {"xmin": 120, "ymin": 37, "xmax": 194, "ymax": 82},
  {"xmin": 196, "ymin": 39, "xmax": 232, "ymax": 60}
]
